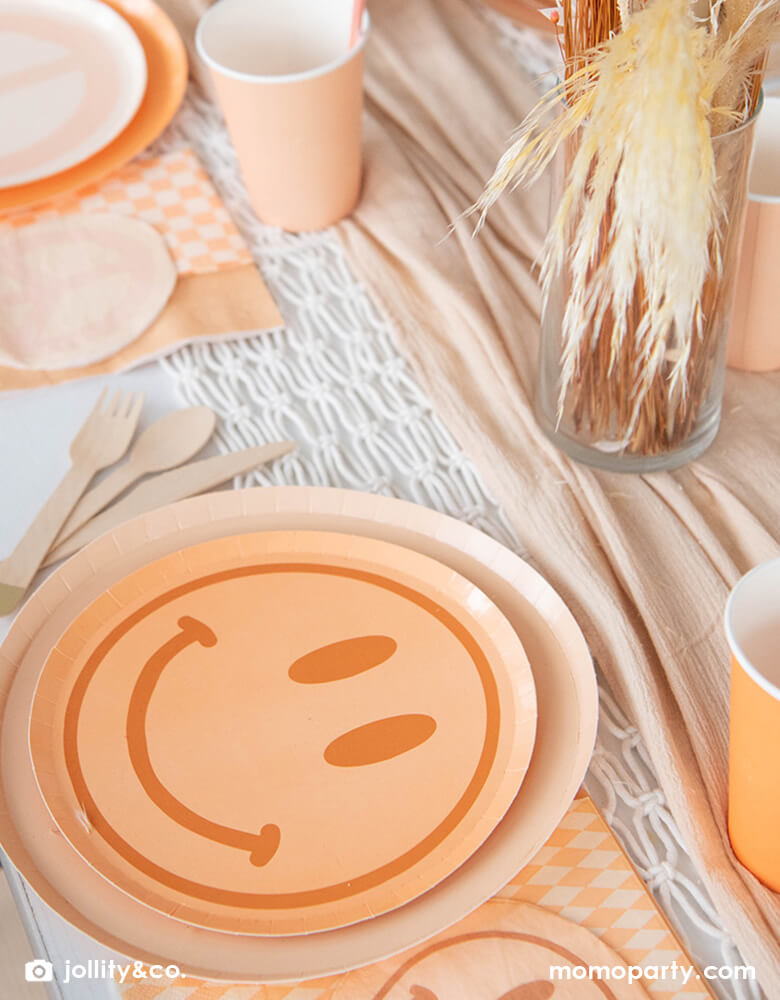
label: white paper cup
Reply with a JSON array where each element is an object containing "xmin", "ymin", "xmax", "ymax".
[{"xmin": 196, "ymin": 0, "xmax": 368, "ymax": 232}]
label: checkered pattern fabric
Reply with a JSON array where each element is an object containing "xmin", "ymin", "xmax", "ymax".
[
  {"xmin": 499, "ymin": 796, "xmax": 712, "ymax": 998},
  {"xmin": 2, "ymin": 150, "xmax": 253, "ymax": 276}
]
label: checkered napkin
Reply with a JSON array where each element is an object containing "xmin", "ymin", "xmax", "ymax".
[
  {"xmin": 3, "ymin": 149, "xmax": 252, "ymax": 274},
  {"xmin": 0, "ymin": 149, "xmax": 282, "ymax": 391}
]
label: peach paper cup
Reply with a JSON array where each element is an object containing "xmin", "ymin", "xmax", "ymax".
[
  {"xmin": 725, "ymin": 556, "xmax": 780, "ymax": 892},
  {"xmin": 196, "ymin": 0, "xmax": 369, "ymax": 233},
  {"xmin": 727, "ymin": 88, "xmax": 780, "ymax": 372}
]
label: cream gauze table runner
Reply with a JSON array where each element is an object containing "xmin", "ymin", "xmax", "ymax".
[{"xmin": 162, "ymin": 0, "xmax": 780, "ymax": 990}]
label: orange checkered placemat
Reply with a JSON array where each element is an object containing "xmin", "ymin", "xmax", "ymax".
[
  {"xmin": 1, "ymin": 149, "xmax": 253, "ymax": 277},
  {"xmin": 117, "ymin": 793, "xmax": 714, "ymax": 1000}
]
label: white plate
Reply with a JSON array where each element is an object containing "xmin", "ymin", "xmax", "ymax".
[
  {"xmin": 0, "ymin": 487, "xmax": 597, "ymax": 982},
  {"xmin": 0, "ymin": 0, "xmax": 147, "ymax": 188}
]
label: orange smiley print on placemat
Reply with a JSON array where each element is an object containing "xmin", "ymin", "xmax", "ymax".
[
  {"xmin": 28, "ymin": 531, "xmax": 537, "ymax": 935},
  {"xmin": 329, "ymin": 899, "xmax": 651, "ymax": 1000}
]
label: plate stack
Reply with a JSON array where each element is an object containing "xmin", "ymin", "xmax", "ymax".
[
  {"xmin": 0, "ymin": 487, "xmax": 597, "ymax": 982},
  {"xmin": 0, "ymin": 0, "xmax": 187, "ymax": 212}
]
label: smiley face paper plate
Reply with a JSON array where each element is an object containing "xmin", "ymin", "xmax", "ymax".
[{"xmin": 28, "ymin": 530, "xmax": 537, "ymax": 936}]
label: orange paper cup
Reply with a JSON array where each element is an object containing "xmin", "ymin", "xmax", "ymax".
[
  {"xmin": 725, "ymin": 557, "xmax": 780, "ymax": 892},
  {"xmin": 727, "ymin": 88, "xmax": 780, "ymax": 372},
  {"xmin": 196, "ymin": 0, "xmax": 368, "ymax": 233}
]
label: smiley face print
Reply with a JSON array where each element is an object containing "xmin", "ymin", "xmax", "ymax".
[
  {"xmin": 330, "ymin": 901, "xmax": 651, "ymax": 1000},
  {"xmin": 30, "ymin": 532, "xmax": 536, "ymax": 935}
]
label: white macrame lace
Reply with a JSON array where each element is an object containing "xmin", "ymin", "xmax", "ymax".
[{"xmin": 148, "ymin": 21, "xmax": 762, "ymax": 998}]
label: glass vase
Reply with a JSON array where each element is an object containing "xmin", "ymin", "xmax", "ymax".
[{"xmin": 535, "ymin": 97, "xmax": 762, "ymax": 473}]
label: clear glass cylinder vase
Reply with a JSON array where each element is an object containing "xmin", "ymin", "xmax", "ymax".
[{"xmin": 535, "ymin": 97, "xmax": 762, "ymax": 473}]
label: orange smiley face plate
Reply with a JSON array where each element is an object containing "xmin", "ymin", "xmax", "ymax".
[{"xmin": 28, "ymin": 531, "xmax": 537, "ymax": 936}]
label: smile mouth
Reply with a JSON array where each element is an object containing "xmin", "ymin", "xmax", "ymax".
[{"xmin": 250, "ymin": 823, "xmax": 282, "ymax": 867}]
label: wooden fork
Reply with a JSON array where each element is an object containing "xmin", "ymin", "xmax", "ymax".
[{"xmin": 0, "ymin": 390, "xmax": 144, "ymax": 616}]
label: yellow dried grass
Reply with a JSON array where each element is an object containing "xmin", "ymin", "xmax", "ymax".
[
  {"xmin": 712, "ymin": 0, "xmax": 780, "ymax": 127},
  {"xmin": 474, "ymin": 0, "xmax": 778, "ymax": 438}
]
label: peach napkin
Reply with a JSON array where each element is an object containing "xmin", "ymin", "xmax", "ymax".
[{"xmin": 0, "ymin": 149, "xmax": 282, "ymax": 391}]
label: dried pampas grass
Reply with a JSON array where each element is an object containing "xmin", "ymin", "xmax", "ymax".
[
  {"xmin": 475, "ymin": 0, "xmax": 779, "ymax": 454},
  {"xmin": 477, "ymin": 0, "xmax": 731, "ymax": 421},
  {"xmin": 712, "ymin": 0, "xmax": 779, "ymax": 127}
]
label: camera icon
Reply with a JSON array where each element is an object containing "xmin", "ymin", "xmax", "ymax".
[{"xmin": 25, "ymin": 960, "xmax": 54, "ymax": 983}]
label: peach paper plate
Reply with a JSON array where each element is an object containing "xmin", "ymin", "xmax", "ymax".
[
  {"xmin": 0, "ymin": 0, "xmax": 186, "ymax": 214},
  {"xmin": 0, "ymin": 487, "xmax": 596, "ymax": 981},
  {"xmin": 28, "ymin": 530, "xmax": 537, "ymax": 936}
]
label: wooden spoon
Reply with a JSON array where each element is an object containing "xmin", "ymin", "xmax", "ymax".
[
  {"xmin": 52, "ymin": 406, "xmax": 216, "ymax": 548},
  {"xmin": 44, "ymin": 440, "xmax": 296, "ymax": 567}
]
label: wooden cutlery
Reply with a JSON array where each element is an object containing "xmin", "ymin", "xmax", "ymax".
[
  {"xmin": 54, "ymin": 406, "xmax": 217, "ymax": 547},
  {"xmin": 44, "ymin": 440, "xmax": 296, "ymax": 567},
  {"xmin": 0, "ymin": 391, "xmax": 143, "ymax": 616},
  {"xmin": 0, "ymin": 390, "xmax": 296, "ymax": 610}
]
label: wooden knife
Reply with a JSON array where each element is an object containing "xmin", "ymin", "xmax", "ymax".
[{"xmin": 44, "ymin": 441, "xmax": 296, "ymax": 567}]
